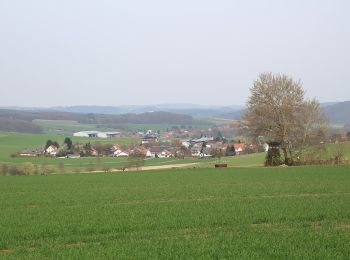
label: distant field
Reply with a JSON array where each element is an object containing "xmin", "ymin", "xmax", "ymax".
[
  {"xmin": 33, "ymin": 119, "xmax": 100, "ymax": 135},
  {"xmin": 34, "ymin": 119, "xmax": 214, "ymax": 134},
  {"xmin": 0, "ymin": 166, "xmax": 349, "ymax": 259}
]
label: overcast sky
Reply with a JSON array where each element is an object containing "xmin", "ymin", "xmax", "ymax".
[{"xmin": 0, "ymin": 0, "xmax": 349, "ymax": 107}]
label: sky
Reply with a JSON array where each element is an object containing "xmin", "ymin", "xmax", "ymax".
[{"xmin": 0, "ymin": 0, "xmax": 349, "ymax": 107}]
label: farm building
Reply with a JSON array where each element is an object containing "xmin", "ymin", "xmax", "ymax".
[
  {"xmin": 73, "ymin": 131, "xmax": 120, "ymax": 138},
  {"xmin": 73, "ymin": 131, "xmax": 100, "ymax": 137},
  {"xmin": 97, "ymin": 132, "xmax": 120, "ymax": 138}
]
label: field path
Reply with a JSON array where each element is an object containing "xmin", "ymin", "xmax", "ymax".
[{"xmin": 114, "ymin": 163, "xmax": 199, "ymax": 172}]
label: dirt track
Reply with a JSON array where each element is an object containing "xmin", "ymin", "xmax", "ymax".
[{"xmin": 115, "ymin": 163, "xmax": 199, "ymax": 172}]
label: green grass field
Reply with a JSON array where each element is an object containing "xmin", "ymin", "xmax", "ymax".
[{"xmin": 0, "ymin": 166, "xmax": 349, "ymax": 259}]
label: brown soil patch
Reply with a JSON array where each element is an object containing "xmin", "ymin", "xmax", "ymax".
[{"xmin": 125, "ymin": 163, "xmax": 199, "ymax": 171}]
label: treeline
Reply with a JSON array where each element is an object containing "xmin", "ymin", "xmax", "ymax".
[
  {"xmin": 0, "ymin": 118, "xmax": 42, "ymax": 133},
  {"xmin": 0, "ymin": 109, "xmax": 194, "ymax": 125}
]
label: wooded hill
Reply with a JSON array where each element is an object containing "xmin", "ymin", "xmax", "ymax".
[
  {"xmin": 216, "ymin": 101, "xmax": 350, "ymax": 125},
  {"xmin": 0, "ymin": 109, "xmax": 194, "ymax": 133}
]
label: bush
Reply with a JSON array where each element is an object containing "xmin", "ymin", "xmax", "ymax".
[
  {"xmin": 8, "ymin": 165, "xmax": 25, "ymax": 176},
  {"xmin": 40, "ymin": 164, "xmax": 55, "ymax": 175},
  {"xmin": 23, "ymin": 162, "xmax": 35, "ymax": 175},
  {"xmin": 0, "ymin": 164, "xmax": 9, "ymax": 176},
  {"xmin": 86, "ymin": 163, "xmax": 96, "ymax": 172},
  {"xmin": 57, "ymin": 163, "xmax": 65, "ymax": 174},
  {"xmin": 102, "ymin": 166, "xmax": 111, "ymax": 173}
]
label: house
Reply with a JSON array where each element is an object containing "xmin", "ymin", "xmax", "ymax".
[
  {"xmin": 190, "ymin": 136, "xmax": 214, "ymax": 143},
  {"xmin": 132, "ymin": 146, "xmax": 153, "ymax": 157},
  {"xmin": 116, "ymin": 151, "xmax": 129, "ymax": 157},
  {"xmin": 111, "ymin": 144, "xmax": 121, "ymax": 151},
  {"xmin": 234, "ymin": 143, "xmax": 247, "ymax": 155},
  {"xmin": 142, "ymin": 134, "xmax": 158, "ymax": 144},
  {"xmin": 191, "ymin": 151, "xmax": 201, "ymax": 157},
  {"xmin": 113, "ymin": 149, "xmax": 122, "ymax": 156},
  {"xmin": 159, "ymin": 150, "xmax": 173, "ymax": 158},
  {"xmin": 182, "ymin": 141, "xmax": 191, "ymax": 148},
  {"xmin": 46, "ymin": 145, "xmax": 58, "ymax": 156},
  {"xmin": 113, "ymin": 148, "xmax": 130, "ymax": 157},
  {"xmin": 91, "ymin": 149, "xmax": 99, "ymax": 156},
  {"xmin": 111, "ymin": 143, "xmax": 129, "ymax": 157}
]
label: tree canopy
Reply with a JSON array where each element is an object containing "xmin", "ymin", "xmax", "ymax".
[{"xmin": 243, "ymin": 73, "xmax": 327, "ymax": 165}]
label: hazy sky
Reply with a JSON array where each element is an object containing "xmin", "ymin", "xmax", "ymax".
[{"xmin": 0, "ymin": 0, "xmax": 349, "ymax": 107}]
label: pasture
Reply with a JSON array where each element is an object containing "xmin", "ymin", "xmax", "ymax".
[{"xmin": 0, "ymin": 166, "xmax": 349, "ymax": 259}]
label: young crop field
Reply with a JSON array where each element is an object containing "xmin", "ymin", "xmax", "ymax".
[{"xmin": 0, "ymin": 166, "xmax": 349, "ymax": 259}]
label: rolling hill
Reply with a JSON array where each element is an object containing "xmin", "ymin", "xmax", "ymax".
[
  {"xmin": 216, "ymin": 101, "xmax": 350, "ymax": 125},
  {"xmin": 323, "ymin": 101, "xmax": 350, "ymax": 125},
  {"xmin": 0, "ymin": 109, "xmax": 195, "ymax": 133}
]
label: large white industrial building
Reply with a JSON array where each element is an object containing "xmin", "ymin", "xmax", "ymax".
[{"xmin": 73, "ymin": 131, "xmax": 120, "ymax": 138}]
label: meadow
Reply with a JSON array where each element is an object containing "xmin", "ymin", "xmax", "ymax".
[{"xmin": 0, "ymin": 166, "xmax": 349, "ymax": 259}]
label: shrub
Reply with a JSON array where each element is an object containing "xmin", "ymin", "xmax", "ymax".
[
  {"xmin": 1, "ymin": 164, "xmax": 9, "ymax": 176},
  {"xmin": 86, "ymin": 163, "xmax": 95, "ymax": 172},
  {"xmin": 23, "ymin": 162, "xmax": 35, "ymax": 175},
  {"xmin": 57, "ymin": 163, "xmax": 65, "ymax": 174},
  {"xmin": 8, "ymin": 165, "xmax": 25, "ymax": 176},
  {"xmin": 102, "ymin": 166, "xmax": 111, "ymax": 173}
]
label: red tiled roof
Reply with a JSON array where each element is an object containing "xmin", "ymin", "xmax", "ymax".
[{"xmin": 234, "ymin": 144, "xmax": 246, "ymax": 150}]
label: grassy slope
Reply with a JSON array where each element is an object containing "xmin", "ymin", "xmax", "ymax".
[{"xmin": 0, "ymin": 166, "xmax": 349, "ymax": 259}]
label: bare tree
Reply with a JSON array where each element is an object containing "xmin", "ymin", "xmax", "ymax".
[{"xmin": 243, "ymin": 73, "xmax": 328, "ymax": 165}]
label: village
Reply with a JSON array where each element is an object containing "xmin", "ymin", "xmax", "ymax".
[{"xmin": 19, "ymin": 127, "xmax": 269, "ymax": 160}]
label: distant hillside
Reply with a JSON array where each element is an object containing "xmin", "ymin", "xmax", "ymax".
[
  {"xmin": 323, "ymin": 101, "xmax": 350, "ymax": 124},
  {"xmin": 215, "ymin": 110, "xmax": 245, "ymax": 120},
  {"xmin": 48, "ymin": 104, "xmax": 244, "ymax": 116},
  {"xmin": 0, "ymin": 109, "xmax": 194, "ymax": 129},
  {"xmin": 0, "ymin": 118, "xmax": 42, "ymax": 133},
  {"xmin": 215, "ymin": 101, "xmax": 350, "ymax": 125}
]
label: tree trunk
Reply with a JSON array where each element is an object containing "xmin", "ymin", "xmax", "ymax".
[{"xmin": 282, "ymin": 147, "xmax": 289, "ymax": 165}]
